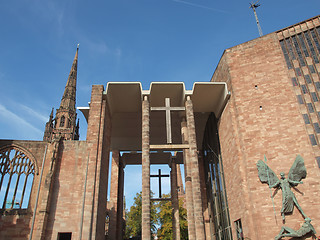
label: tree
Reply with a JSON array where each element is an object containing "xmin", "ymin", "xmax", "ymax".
[
  {"xmin": 157, "ymin": 194, "xmax": 188, "ymax": 240},
  {"xmin": 124, "ymin": 192, "xmax": 158, "ymax": 239}
]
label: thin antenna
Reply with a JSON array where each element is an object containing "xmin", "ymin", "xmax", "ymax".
[{"xmin": 249, "ymin": 1, "xmax": 263, "ymax": 37}]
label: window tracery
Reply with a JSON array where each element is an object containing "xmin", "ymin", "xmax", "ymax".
[
  {"xmin": 0, "ymin": 146, "xmax": 35, "ymax": 209},
  {"xmin": 60, "ymin": 116, "xmax": 65, "ymax": 127}
]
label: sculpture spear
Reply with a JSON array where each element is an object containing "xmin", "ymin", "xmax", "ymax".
[{"xmin": 264, "ymin": 155, "xmax": 278, "ymax": 224}]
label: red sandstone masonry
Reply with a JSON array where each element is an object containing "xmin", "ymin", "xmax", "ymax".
[
  {"xmin": 141, "ymin": 96, "xmax": 151, "ymax": 240},
  {"xmin": 181, "ymin": 120, "xmax": 196, "ymax": 239},
  {"xmin": 0, "ymin": 140, "xmax": 47, "ymax": 240},
  {"xmin": 109, "ymin": 150, "xmax": 120, "ymax": 240},
  {"xmin": 185, "ymin": 98, "xmax": 206, "ymax": 240},
  {"xmin": 44, "ymin": 141, "xmax": 89, "ymax": 240},
  {"xmin": 79, "ymin": 85, "xmax": 110, "ymax": 240},
  {"xmin": 212, "ymin": 33, "xmax": 320, "ymax": 239}
]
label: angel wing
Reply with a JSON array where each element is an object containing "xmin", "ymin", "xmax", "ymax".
[
  {"xmin": 288, "ymin": 155, "xmax": 307, "ymax": 186},
  {"xmin": 257, "ymin": 158, "xmax": 279, "ymax": 188}
]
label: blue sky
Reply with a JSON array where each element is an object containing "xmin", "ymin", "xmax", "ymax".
[{"xmin": 0, "ymin": 0, "xmax": 319, "ymax": 208}]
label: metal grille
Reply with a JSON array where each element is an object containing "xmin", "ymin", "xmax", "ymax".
[{"xmin": 0, "ymin": 147, "xmax": 35, "ymax": 209}]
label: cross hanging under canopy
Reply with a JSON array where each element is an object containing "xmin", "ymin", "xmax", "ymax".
[{"xmin": 151, "ymin": 98, "xmax": 185, "ymax": 144}]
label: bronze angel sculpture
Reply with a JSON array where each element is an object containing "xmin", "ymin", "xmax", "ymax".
[{"xmin": 257, "ymin": 155, "xmax": 307, "ymax": 221}]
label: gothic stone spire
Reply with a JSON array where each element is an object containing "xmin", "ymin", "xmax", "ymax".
[
  {"xmin": 43, "ymin": 108, "xmax": 54, "ymax": 141},
  {"xmin": 52, "ymin": 46, "xmax": 79, "ymax": 140}
]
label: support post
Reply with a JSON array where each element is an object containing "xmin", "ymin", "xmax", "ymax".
[
  {"xmin": 171, "ymin": 159, "xmax": 181, "ymax": 240},
  {"xmin": 109, "ymin": 150, "xmax": 120, "ymax": 240},
  {"xmin": 142, "ymin": 95, "xmax": 151, "ymax": 239},
  {"xmin": 185, "ymin": 96, "xmax": 206, "ymax": 240},
  {"xmin": 117, "ymin": 161, "xmax": 125, "ymax": 240},
  {"xmin": 181, "ymin": 119, "xmax": 196, "ymax": 239}
]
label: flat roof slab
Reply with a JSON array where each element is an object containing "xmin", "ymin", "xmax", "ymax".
[{"xmin": 78, "ymin": 82, "xmax": 229, "ymax": 151}]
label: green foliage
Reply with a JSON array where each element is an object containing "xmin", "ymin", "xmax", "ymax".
[
  {"xmin": 157, "ymin": 194, "xmax": 188, "ymax": 240},
  {"xmin": 124, "ymin": 192, "xmax": 158, "ymax": 239},
  {"xmin": 179, "ymin": 199, "xmax": 189, "ymax": 240},
  {"xmin": 125, "ymin": 192, "xmax": 188, "ymax": 240}
]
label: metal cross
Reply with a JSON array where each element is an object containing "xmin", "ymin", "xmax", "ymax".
[
  {"xmin": 150, "ymin": 169, "xmax": 170, "ymax": 198},
  {"xmin": 151, "ymin": 98, "xmax": 185, "ymax": 144}
]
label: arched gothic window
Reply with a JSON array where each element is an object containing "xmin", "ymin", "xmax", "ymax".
[
  {"xmin": 60, "ymin": 116, "xmax": 65, "ymax": 127},
  {"xmin": 67, "ymin": 118, "xmax": 71, "ymax": 128},
  {"xmin": 0, "ymin": 147, "xmax": 35, "ymax": 209}
]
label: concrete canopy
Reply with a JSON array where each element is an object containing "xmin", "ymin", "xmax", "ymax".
[{"xmin": 78, "ymin": 82, "xmax": 229, "ymax": 153}]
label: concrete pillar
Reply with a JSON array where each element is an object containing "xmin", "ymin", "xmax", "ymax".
[
  {"xmin": 171, "ymin": 159, "xmax": 181, "ymax": 240},
  {"xmin": 142, "ymin": 96, "xmax": 151, "ymax": 239},
  {"xmin": 185, "ymin": 96, "xmax": 206, "ymax": 240},
  {"xmin": 181, "ymin": 120, "xmax": 196, "ymax": 240}
]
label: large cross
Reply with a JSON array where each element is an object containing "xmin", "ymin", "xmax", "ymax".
[
  {"xmin": 150, "ymin": 169, "xmax": 170, "ymax": 198},
  {"xmin": 151, "ymin": 98, "xmax": 185, "ymax": 144}
]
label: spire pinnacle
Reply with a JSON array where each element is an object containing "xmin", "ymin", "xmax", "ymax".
[
  {"xmin": 53, "ymin": 47, "xmax": 79, "ymax": 140},
  {"xmin": 59, "ymin": 47, "xmax": 78, "ymax": 110}
]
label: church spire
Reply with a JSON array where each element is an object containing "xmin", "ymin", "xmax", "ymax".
[
  {"xmin": 43, "ymin": 45, "xmax": 80, "ymax": 141},
  {"xmin": 59, "ymin": 45, "xmax": 79, "ymax": 111},
  {"xmin": 43, "ymin": 108, "xmax": 55, "ymax": 141}
]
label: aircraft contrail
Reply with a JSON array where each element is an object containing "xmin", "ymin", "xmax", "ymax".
[{"xmin": 172, "ymin": 0, "xmax": 228, "ymax": 13}]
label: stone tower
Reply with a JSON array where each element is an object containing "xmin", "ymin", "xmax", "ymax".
[{"xmin": 43, "ymin": 46, "xmax": 80, "ymax": 141}]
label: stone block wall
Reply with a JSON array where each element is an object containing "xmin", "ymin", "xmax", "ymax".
[
  {"xmin": 212, "ymin": 32, "xmax": 320, "ymax": 239},
  {"xmin": 0, "ymin": 140, "xmax": 47, "ymax": 240}
]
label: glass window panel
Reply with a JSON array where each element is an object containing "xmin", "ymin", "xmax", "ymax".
[
  {"xmin": 305, "ymin": 75, "xmax": 312, "ymax": 84},
  {"xmin": 295, "ymin": 68, "xmax": 302, "ymax": 76},
  {"xmin": 202, "ymin": 113, "xmax": 232, "ymax": 239},
  {"xmin": 310, "ymin": 29, "xmax": 320, "ymax": 54},
  {"xmin": 309, "ymin": 65, "xmax": 316, "ymax": 74},
  {"xmin": 285, "ymin": 38, "xmax": 296, "ymax": 59},
  {"xmin": 298, "ymin": 33, "xmax": 309, "ymax": 57},
  {"xmin": 316, "ymin": 156, "xmax": 320, "ymax": 168},
  {"xmin": 301, "ymin": 84, "xmax": 308, "ymax": 94},
  {"xmin": 309, "ymin": 134, "xmax": 317, "ymax": 145},
  {"xmin": 303, "ymin": 114, "xmax": 310, "ymax": 124},
  {"xmin": 297, "ymin": 95, "xmax": 304, "ymax": 104},
  {"xmin": 314, "ymin": 123, "xmax": 320, "ymax": 133},
  {"xmin": 311, "ymin": 92, "xmax": 319, "ymax": 102},
  {"xmin": 292, "ymin": 77, "xmax": 298, "ymax": 86},
  {"xmin": 315, "ymin": 82, "xmax": 320, "ymax": 91},
  {"xmin": 280, "ymin": 40, "xmax": 292, "ymax": 69},
  {"xmin": 292, "ymin": 35, "xmax": 306, "ymax": 66},
  {"xmin": 307, "ymin": 103, "xmax": 314, "ymax": 113},
  {"xmin": 304, "ymin": 31, "xmax": 319, "ymax": 63}
]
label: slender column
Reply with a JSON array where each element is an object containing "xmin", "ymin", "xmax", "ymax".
[
  {"xmin": 142, "ymin": 95, "xmax": 151, "ymax": 239},
  {"xmin": 109, "ymin": 150, "xmax": 120, "ymax": 240},
  {"xmin": 171, "ymin": 159, "xmax": 181, "ymax": 240},
  {"xmin": 185, "ymin": 96, "xmax": 206, "ymax": 240},
  {"xmin": 181, "ymin": 119, "xmax": 196, "ymax": 239},
  {"xmin": 116, "ymin": 161, "xmax": 125, "ymax": 240},
  {"xmin": 198, "ymin": 154, "xmax": 211, "ymax": 239},
  {"xmin": 176, "ymin": 164, "xmax": 185, "ymax": 197}
]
